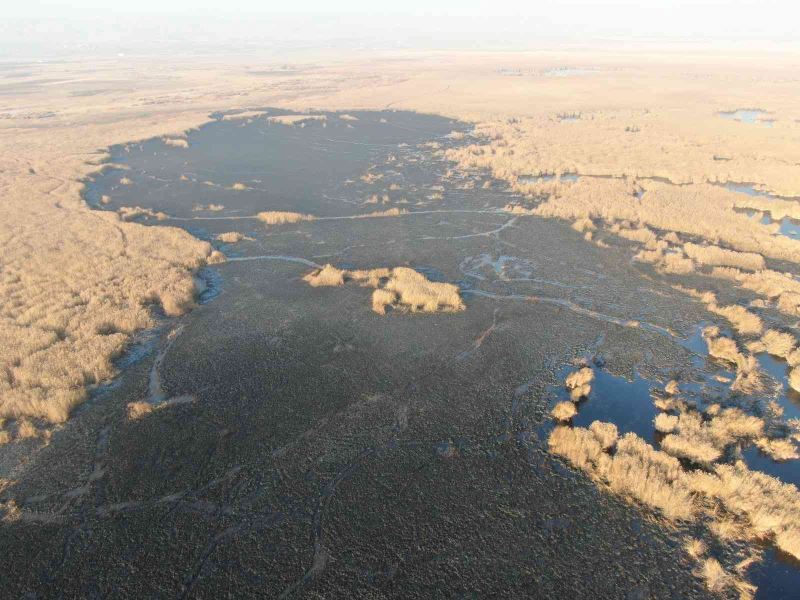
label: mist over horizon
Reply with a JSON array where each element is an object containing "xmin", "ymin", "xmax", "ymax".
[{"xmin": 1, "ymin": 2, "xmax": 797, "ymax": 59}]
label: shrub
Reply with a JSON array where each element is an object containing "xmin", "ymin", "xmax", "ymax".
[
  {"xmin": 551, "ymin": 401, "xmax": 577, "ymax": 421},
  {"xmin": 654, "ymin": 413, "xmax": 678, "ymax": 433},
  {"xmin": 565, "ymin": 367, "xmax": 594, "ymax": 389}
]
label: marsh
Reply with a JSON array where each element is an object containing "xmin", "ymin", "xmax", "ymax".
[{"xmin": 3, "ymin": 107, "xmax": 799, "ymax": 599}]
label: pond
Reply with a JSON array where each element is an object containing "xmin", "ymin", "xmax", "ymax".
[{"xmin": 718, "ymin": 109, "xmax": 773, "ymax": 125}]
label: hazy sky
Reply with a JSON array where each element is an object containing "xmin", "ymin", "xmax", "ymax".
[
  {"xmin": 5, "ymin": 0, "xmax": 793, "ymax": 23},
  {"xmin": 1, "ymin": 1, "xmax": 796, "ymax": 57}
]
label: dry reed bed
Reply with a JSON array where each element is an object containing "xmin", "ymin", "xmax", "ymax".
[
  {"xmin": 445, "ymin": 113, "xmax": 800, "ymax": 198},
  {"xmin": 451, "ymin": 130, "xmax": 800, "ymax": 338},
  {"xmin": 0, "ymin": 177, "xmax": 219, "ymax": 441},
  {"xmin": 524, "ymin": 178, "xmax": 800, "ymax": 263}
]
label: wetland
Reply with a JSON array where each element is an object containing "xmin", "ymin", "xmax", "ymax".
[{"xmin": 3, "ymin": 108, "xmax": 800, "ymax": 598}]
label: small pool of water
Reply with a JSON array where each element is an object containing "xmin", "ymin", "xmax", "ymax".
[
  {"xmin": 570, "ymin": 368, "xmax": 659, "ymax": 444},
  {"xmin": 744, "ymin": 446, "xmax": 800, "ymax": 488},
  {"xmin": 544, "ymin": 68, "xmax": 595, "ymax": 77},
  {"xmin": 519, "ymin": 173, "xmax": 579, "ymax": 185},
  {"xmin": 114, "ymin": 328, "xmax": 160, "ymax": 370},
  {"xmin": 520, "ymin": 174, "xmax": 555, "ymax": 184},
  {"xmin": 719, "ymin": 109, "xmax": 772, "ymax": 125},
  {"xmin": 757, "ymin": 353, "xmax": 790, "ymax": 391},
  {"xmin": 196, "ymin": 267, "xmax": 223, "ymax": 305},
  {"xmin": 749, "ymin": 547, "xmax": 800, "ymax": 599},
  {"xmin": 754, "ymin": 212, "xmax": 800, "ymax": 240},
  {"xmin": 725, "ymin": 182, "xmax": 767, "ymax": 197},
  {"xmin": 780, "ymin": 218, "xmax": 800, "ymax": 239},
  {"xmin": 679, "ymin": 322, "xmax": 719, "ymax": 369}
]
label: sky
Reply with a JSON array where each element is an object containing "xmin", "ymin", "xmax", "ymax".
[
  {"xmin": 3, "ymin": 0, "xmax": 794, "ymax": 22},
  {"xmin": 1, "ymin": 1, "xmax": 796, "ymax": 57}
]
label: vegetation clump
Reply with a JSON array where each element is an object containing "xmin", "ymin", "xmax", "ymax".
[
  {"xmin": 216, "ymin": 231, "xmax": 246, "ymax": 243},
  {"xmin": 565, "ymin": 366, "xmax": 594, "ymax": 400},
  {"xmin": 303, "ymin": 264, "xmax": 464, "ymax": 315},
  {"xmin": 256, "ymin": 211, "xmax": 316, "ymax": 225}
]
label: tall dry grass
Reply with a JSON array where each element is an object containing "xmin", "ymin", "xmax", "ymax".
[
  {"xmin": 589, "ymin": 420, "xmax": 618, "ymax": 450},
  {"xmin": 683, "ymin": 242, "xmax": 765, "ymax": 271},
  {"xmin": 548, "ymin": 425, "xmax": 695, "ymax": 521},
  {"xmin": 0, "ymin": 192, "xmax": 216, "ymax": 435},
  {"xmin": 710, "ymin": 268, "xmax": 800, "ymax": 318},
  {"xmin": 707, "ymin": 303, "xmax": 764, "ymax": 336},
  {"xmin": 698, "ymin": 557, "xmax": 757, "ymax": 600},
  {"xmin": 755, "ymin": 437, "xmax": 799, "ymax": 461},
  {"xmin": 687, "ymin": 462, "xmax": 800, "ymax": 561}
]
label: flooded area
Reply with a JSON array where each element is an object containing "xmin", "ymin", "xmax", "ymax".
[{"xmin": 4, "ymin": 108, "xmax": 798, "ymax": 597}]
